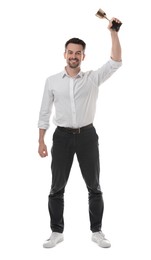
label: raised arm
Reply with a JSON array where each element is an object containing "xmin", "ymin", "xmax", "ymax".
[{"xmin": 108, "ymin": 18, "xmax": 122, "ymax": 62}]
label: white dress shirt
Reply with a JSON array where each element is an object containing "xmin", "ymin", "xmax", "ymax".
[{"xmin": 38, "ymin": 59, "xmax": 122, "ymax": 129}]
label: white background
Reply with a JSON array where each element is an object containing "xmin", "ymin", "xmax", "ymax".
[{"xmin": 0, "ymin": 0, "xmax": 151, "ymax": 259}]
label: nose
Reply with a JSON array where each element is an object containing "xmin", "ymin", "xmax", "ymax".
[{"xmin": 71, "ymin": 53, "xmax": 76, "ymax": 59}]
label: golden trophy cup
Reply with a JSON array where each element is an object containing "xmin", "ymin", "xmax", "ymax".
[{"xmin": 96, "ymin": 8, "xmax": 122, "ymax": 32}]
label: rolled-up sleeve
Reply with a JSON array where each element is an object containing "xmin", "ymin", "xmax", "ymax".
[
  {"xmin": 91, "ymin": 58, "xmax": 122, "ymax": 87},
  {"xmin": 38, "ymin": 78, "xmax": 54, "ymax": 129}
]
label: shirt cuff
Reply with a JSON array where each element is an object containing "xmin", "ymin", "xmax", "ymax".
[{"xmin": 109, "ymin": 58, "xmax": 122, "ymax": 68}]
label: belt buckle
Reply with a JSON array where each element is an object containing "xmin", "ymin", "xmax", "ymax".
[{"xmin": 73, "ymin": 128, "xmax": 80, "ymax": 134}]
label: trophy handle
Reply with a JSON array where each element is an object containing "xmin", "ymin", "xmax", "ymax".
[{"xmin": 111, "ymin": 20, "xmax": 122, "ymax": 32}]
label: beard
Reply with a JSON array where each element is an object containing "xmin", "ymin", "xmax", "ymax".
[{"xmin": 67, "ymin": 58, "xmax": 81, "ymax": 68}]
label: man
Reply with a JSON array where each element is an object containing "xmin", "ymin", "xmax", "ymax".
[{"xmin": 38, "ymin": 17, "xmax": 122, "ymax": 248}]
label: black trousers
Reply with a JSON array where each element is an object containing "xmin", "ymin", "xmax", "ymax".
[{"xmin": 48, "ymin": 125, "xmax": 104, "ymax": 233}]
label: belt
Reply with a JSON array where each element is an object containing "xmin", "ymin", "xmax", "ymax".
[{"xmin": 57, "ymin": 124, "xmax": 93, "ymax": 134}]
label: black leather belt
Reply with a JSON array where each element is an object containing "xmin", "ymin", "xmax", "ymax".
[{"xmin": 57, "ymin": 123, "xmax": 93, "ymax": 134}]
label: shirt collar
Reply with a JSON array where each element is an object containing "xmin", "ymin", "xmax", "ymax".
[{"xmin": 61, "ymin": 68, "xmax": 83, "ymax": 79}]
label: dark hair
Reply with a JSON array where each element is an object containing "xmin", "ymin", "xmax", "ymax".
[{"xmin": 65, "ymin": 37, "xmax": 86, "ymax": 52}]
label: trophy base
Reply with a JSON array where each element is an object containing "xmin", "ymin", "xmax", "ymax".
[{"xmin": 111, "ymin": 20, "xmax": 122, "ymax": 32}]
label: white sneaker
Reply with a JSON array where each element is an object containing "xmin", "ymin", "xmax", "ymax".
[
  {"xmin": 43, "ymin": 232, "xmax": 64, "ymax": 248},
  {"xmin": 92, "ymin": 231, "xmax": 111, "ymax": 248}
]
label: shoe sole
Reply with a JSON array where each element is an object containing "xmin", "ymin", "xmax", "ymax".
[
  {"xmin": 92, "ymin": 237, "xmax": 111, "ymax": 248},
  {"xmin": 43, "ymin": 237, "xmax": 64, "ymax": 248}
]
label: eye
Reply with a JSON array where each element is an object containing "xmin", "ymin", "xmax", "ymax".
[
  {"xmin": 76, "ymin": 52, "xmax": 82, "ymax": 55},
  {"xmin": 67, "ymin": 50, "xmax": 73, "ymax": 55}
]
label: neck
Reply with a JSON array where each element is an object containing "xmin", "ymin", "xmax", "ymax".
[{"xmin": 65, "ymin": 66, "xmax": 80, "ymax": 77}]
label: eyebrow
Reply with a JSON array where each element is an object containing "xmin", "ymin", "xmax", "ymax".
[{"xmin": 66, "ymin": 49, "xmax": 83, "ymax": 53}]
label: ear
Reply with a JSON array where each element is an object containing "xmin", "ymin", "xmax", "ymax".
[
  {"xmin": 64, "ymin": 52, "xmax": 67, "ymax": 59},
  {"xmin": 82, "ymin": 53, "xmax": 86, "ymax": 61}
]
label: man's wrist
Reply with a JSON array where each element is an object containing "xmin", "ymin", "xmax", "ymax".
[{"xmin": 38, "ymin": 139, "xmax": 45, "ymax": 144}]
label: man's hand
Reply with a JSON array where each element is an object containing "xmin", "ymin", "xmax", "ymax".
[
  {"xmin": 108, "ymin": 17, "xmax": 122, "ymax": 32},
  {"xmin": 38, "ymin": 142, "xmax": 48, "ymax": 158}
]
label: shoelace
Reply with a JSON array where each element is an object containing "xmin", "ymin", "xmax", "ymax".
[
  {"xmin": 97, "ymin": 232, "xmax": 105, "ymax": 239},
  {"xmin": 47, "ymin": 233, "xmax": 61, "ymax": 241}
]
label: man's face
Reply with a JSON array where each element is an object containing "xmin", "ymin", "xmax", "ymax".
[{"xmin": 64, "ymin": 43, "xmax": 85, "ymax": 69}]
